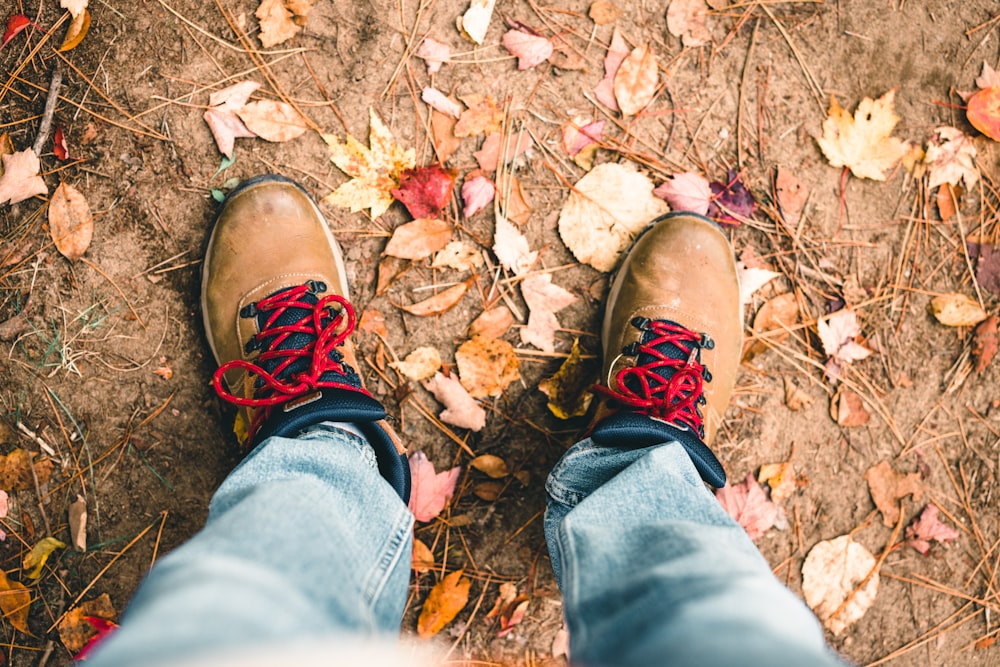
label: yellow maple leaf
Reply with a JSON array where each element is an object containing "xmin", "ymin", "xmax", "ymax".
[
  {"xmin": 323, "ymin": 109, "xmax": 415, "ymax": 219},
  {"xmin": 816, "ymin": 90, "xmax": 908, "ymax": 181}
]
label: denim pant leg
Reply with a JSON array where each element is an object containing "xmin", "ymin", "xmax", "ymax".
[
  {"xmin": 546, "ymin": 439, "xmax": 846, "ymax": 667},
  {"xmin": 88, "ymin": 426, "xmax": 414, "ymax": 667}
]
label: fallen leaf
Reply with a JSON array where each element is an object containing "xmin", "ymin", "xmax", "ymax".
[
  {"xmin": 60, "ymin": 0, "xmax": 87, "ymax": 17},
  {"xmin": 714, "ymin": 473, "xmax": 779, "ymax": 540},
  {"xmin": 925, "ymin": 127, "xmax": 978, "ymax": 190},
  {"xmin": 758, "ymin": 461, "xmax": 796, "ymax": 503},
  {"xmin": 2, "ymin": 14, "xmax": 31, "ymax": 50},
  {"xmin": 905, "ymin": 504, "xmax": 959, "ymax": 555},
  {"xmin": 456, "ymin": 336, "xmax": 521, "ymax": 398},
  {"xmin": 408, "ymin": 451, "xmax": 461, "ymax": 522},
  {"xmin": 473, "ymin": 480, "xmax": 503, "ymax": 501},
  {"xmin": 549, "ymin": 40, "xmax": 587, "ymax": 71},
  {"xmin": 968, "ymin": 242, "xmax": 1000, "ymax": 294},
  {"xmin": 324, "ymin": 108, "xmax": 416, "ymax": 218},
  {"xmin": 0, "ymin": 313, "xmax": 31, "ymax": 342},
  {"xmin": 24, "ymin": 536, "xmax": 66, "ymax": 579},
  {"xmin": 392, "ymin": 164, "xmax": 457, "ymax": 219},
  {"xmin": 783, "ymin": 377, "xmax": 812, "ymax": 411},
  {"xmin": 391, "ymin": 347, "xmax": 442, "ymax": 382},
  {"xmin": 53, "ymin": 126, "xmax": 69, "ymax": 161},
  {"xmin": 421, "ymin": 87, "xmax": 463, "ymax": 119},
  {"xmin": 561, "ymin": 116, "xmax": 604, "ymax": 157},
  {"xmin": 936, "ymin": 184, "xmax": 960, "ymax": 222},
  {"xmin": 376, "ymin": 256, "xmax": 410, "ymax": 295},
  {"xmin": 58, "ymin": 9, "xmax": 90, "ymax": 51},
  {"xmin": 416, "ymin": 38, "xmax": 451, "ymax": 75},
  {"xmin": 256, "ymin": 0, "xmax": 313, "ymax": 47},
  {"xmin": 0, "ymin": 148, "xmax": 47, "ymax": 205},
  {"xmin": 430, "ymin": 110, "xmax": 462, "ymax": 163},
  {"xmin": 412, "ymin": 539, "xmax": 435, "ymax": 573},
  {"xmin": 589, "ymin": 0, "xmax": 621, "ymax": 24},
  {"xmin": 359, "ymin": 309, "xmax": 388, "ymax": 339},
  {"xmin": 743, "ymin": 292, "xmax": 798, "ymax": 360},
  {"xmin": 774, "ymin": 166, "xmax": 807, "ymax": 226},
  {"xmin": 69, "ymin": 495, "xmax": 87, "ymax": 552},
  {"xmin": 418, "ymin": 569, "xmax": 471, "ymax": 638},
  {"xmin": 455, "ymin": 94, "xmax": 504, "ymax": 137},
  {"xmin": 48, "ymin": 182, "xmax": 93, "ymax": 262},
  {"xmin": 203, "ymin": 80, "xmax": 261, "ymax": 158},
  {"xmin": 538, "ymin": 339, "xmax": 595, "ymax": 419},
  {"xmin": 0, "ymin": 449, "xmax": 53, "ymax": 490},
  {"xmin": 469, "ymin": 306, "xmax": 514, "ymax": 339},
  {"xmin": 552, "ymin": 625, "xmax": 570, "ymax": 658},
  {"xmin": 972, "ymin": 314, "xmax": 998, "ymax": 373},
  {"xmin": 929, "ymin": 293, "xmax": 988, "ymax": 327},
  {"xmin": 0, "ymin": 569, "xmax": 30, "ymax": 633},
  {"xmin": 502, "ymin": 29, "xmax": 552, "ymax": 70},
  {"xmin": 494, "ymin": 215, "xmax": 538, "ymax": 276},
  {"xmin": 736, "ymin": 259, "xmax": 780, "ymax": 307},
  {"xmin": 802, "ymin": 535, "xmax": 879, "ymax": 635},
  {"xmin": 520, "ymin": 273, "xmax": 576, "ymax": 352},
  {"xmin": 708, "ymin": 169, "xmax": 755, "ymax": 224},
  {"xmin": 967, "ymin": 87, "xmax": 1000, "ymax": 142},
  {"xmin": 423, "ymin": 372, "xmax": 487, "ymax": 431},
  {"xmin": 864, "ymin": 460, "xmax": 924, "ymax": 527},
  {"xmin": 834, "ymin": 389, "xmax": 870, "ymax": 427},
  {"xmin": 594, "ymin": 28, "xmax": 629, "ymax": 111},
  {"xmin": 384, "ymin": 218, "xmax": 452, "ymax": 261},
  {"xmin": 613, "ymin": 44, "xmax": 659, "ymax": 116},
  {"xmin": 976, "ymin": 61, "xmax": 1000, "ymax": 90},
  {"xmin": 487, "ymin": 583, "xmax": 529, "ymax": 638},
  {"xmin": 817, "ymin": 308, "xmax": 871, "ymax": 382},
  {"xmin": 462, "ymin": 172, "xmax": 496, "ymax": 218},
  {"xmin": 558, "ymin": 162, "xmax": 669, "ymax": 272},
  {"xmin": 458, "ymin": 0, "xmax": 497, "ymax": 45},
  {"xmin": 432, "ymin": 241, "xmax": 482, "ymax": 272},
  {"xmin": 816, "ymin": 90, "xmax": 908, "ymax": 181},
  {"xmin": 58, "ymin": 593, "xmax": 116, "ymax": 653},
  {"xmin": 74, "ymin": 616, "xmax": 118, "ymax": 660},
  {"xmin": 486, "ymin": 583, "xmax": 517, "ymax": 618},
  {"xmin": 666, "ymin": 0, "xmax": 711, "ymax": 47},
  {"xmin": 496, "ymin": 173, "xmax": 532, "ymax": 226},
  {"xmin": 474, "ymin": 132, "xmax": 532, "ymax": 172},
  {"xmin": 471, "ymin": 454, "xmax": 509, "ymax": 478},
  {"xmin": 654, "ymin": 171, "xmax": 711, "ymax": 215},
  {"xmin": 400, "ymin": 279, "xmax": 472, "ymax": 317},
  {"xmin": 237, "ymin": 101, "xmax": 308, "ymax": 142}
]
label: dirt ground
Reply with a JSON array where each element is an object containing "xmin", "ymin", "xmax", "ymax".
[{"xmin": 1, "ymin": 0, "xmax": 1000, "ymax": 665}]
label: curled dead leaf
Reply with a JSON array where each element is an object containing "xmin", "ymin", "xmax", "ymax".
[
  {"xmin": 59, "ymin": 9, "xmax": 90, "ymax": 51},
  {"xmin": 538, "ymin": 340, "xmax": 596, "ymax": 419},
  {"xmin": 864, "ymin": 460, "xmax": 924, "ymax": 527},
  {"xmin": 972, "ymin": 315, "xmax": 998, "ymax": 373},
  {"xmin": 743, "ymin": 292, "xmax": 799, "ymax": 360},
  {"xmin": 400, "ymin": 279, "xmax": 473, "ymax": 317},
  {"xmin": 384, "ymin": 218, "xmax": 453, "ymax": 261}
]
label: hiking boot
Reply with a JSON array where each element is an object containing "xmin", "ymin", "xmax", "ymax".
[
  {"xmin": 201, "ymin": 174, "xmax": 409, "ymax": 500},
  {"xmin": 591, "ymin": 212, "xmax": 742, "ymax": 487}
]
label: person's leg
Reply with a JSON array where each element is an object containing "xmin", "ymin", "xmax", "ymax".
[
  {"xmin": 546, "ymin": 212, "xmax": 844, "ymax": 666},
  {"xmin": 88, "ymin": 426, "xmax": 413, "ymax": 666}
]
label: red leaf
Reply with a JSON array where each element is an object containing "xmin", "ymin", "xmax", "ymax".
[
  {"xmin": 407, "ymin": 451, "xmax": 461, "ymax": 522},
  {"xmin": 1, "ymin": 14, "xmax": 31, "ymax": 50},
  {"xmin": 708, "ymin": 169, "xmax": 755, "ymax": 225},
  {"xmin": 53, "ymin": 126, "xmax": 69, "ymax": 161},
  {"xmin": 392, "ymin": 164, "xmax": 457, "ymax": 219},
  {"xmin": 74, "ymin": 616, "xmax": 119, "ymax": 661},
  {"xmin": 715, "ymin": 473, "xmax": 779, "ymax": 541},
  {"xmin": 905, "ymin": 504, "xmax": 960, "ymax": 555}
]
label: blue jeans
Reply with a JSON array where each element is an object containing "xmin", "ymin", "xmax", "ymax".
[{"xmin": 88, "ymin": 426, "xmax": 844, "ymax": 666}]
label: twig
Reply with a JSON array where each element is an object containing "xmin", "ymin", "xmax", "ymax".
[{"xmin": 32, "ymin": 64, "xmax": 63, "ymax": 156}]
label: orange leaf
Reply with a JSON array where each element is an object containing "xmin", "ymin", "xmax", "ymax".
[
  {"xmin": 400, "ymin": 279, "xmax": 472, "ymax": 317},
  {"xmin": 0, "ymin": 569, "xmax": 31, "ymax": 634},
  {"xmin": 613, "ymin": 44, "xmax": 658, "ymax": 116},
  {"xmin": 383, "ymin": 218, "xmax": 452, "ymax": 261},
  {"xmin": 57, "ymin": 593, "xmax": 116, "ymax": 653},
  {"xmin": 455, "ymin": 336, "xmax": 521, "ymax": 398},
  {"xmin": 48, "ymin": 182, "xmax": 93, "ymax": 261},
  {"xmin": 417, "ymin": 569, "xmax": 470, "ymax": 638},
  {"xmin": 58, "ymin": 9, "xmax": 90, "ymax": 52},
  {"xmin": 967, "ymin": 87, "xmax": 1000, "ymax": 142},
  {"xmin": 412, "ymin": 539, "xmax": 435, "ymax": 574}
]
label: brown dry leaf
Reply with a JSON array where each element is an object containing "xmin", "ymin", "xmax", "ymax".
[
  {"xmin": 412, "ymin": 539, "xmax": 435, "ymax": 574},
  {"xmin": 589, "ymin": 0, "xmax": 621, "ymax": 24},
  {"xmin": 0, "ymin": 148, "xmax": 48, "ymax": 205},
  {"xmin": 417, "ymin": 569, "xmax": 471, "ymax": 638},
  {"xmin": 816, "ymin": 91, "xmax": 907, "ymax": 181},
  {"xmin": 471, "ymin": 454, "xmax": 509, "ymax": 478},
  {"xmin": 864, "ymin": 461, "xmax": 924, "ymax": 527},
  {"xmin": 520, "ymin": 273, "xmax": 577, "ymax": 352},
  {"xmin": 431, "ymin": 111, "xmax": 462, "ymax": 163},
  {"xmin": 758, "ymin": 461, "xmax": 796, "ymax": 503},
  {"xmin": 0, "ymin": 448, "xmax": 53, "ymax": 491},
  {"xmin": 49, "ymin": 182, "xmax": 93, "ymax": 262},
  {"xmin": 58, "ymin": 593, "xmax": 116, "ymax": 653},
  {"xmin": 496, "ymin": 173, "xmax": 532, "ymax": 227},
  {"xmin": 783, "ymin": 377, "xmax": 812, "ymax": 411},
  {"xmin": 359, "ymin": 309, "xmax": 388, "ymax": 339},
  {"xmin": 237, "ymin": 101, "xmax": 308, "ymax": 142},
  {"xmin": 391, "ymin": 346, "xmax": 442, "ymax": 382},
  {"xmin": 774, "ymin": 166, "xmax": 807, "ymax": 226},
  {"xmin": 473, "ymin": 481, "xmax": 503, "ymax": 501},
  {"xmin": 455, "ymin": 94, "xmax": 504, "ymax": 137},
  {"xmin": 384, "ymin": 218, "xmax": 453, "ymax": 261},
  {"xmin": 469, "ymin": 306, "xmax": 514, "ymax": 339},
  {"xmin": 802, "ymin": 535, "xmax": 879, "ymax": 636},
  {"xmin": 423, "ymin": 372, "xmax": 487, "ymax": 431},
  {"xmin": 59, "ymin": 9, "xmax": 90, "ymax": 52},
  {"xmin": 743, "ymin": 292, "xmax": 799, "ymax": 360},
  {"xmin": 376, "ymin": 256, "xmax": 410, "ymax": 295},
  {"xmin": 972, "ymin": 314, "xmax": 998, "ymax": 373},
  {"xmin": 666, "ymin": 0, "xmax": 711, "ymax": 47},
  {"xmin": 538, "ymin": 339, "xmax": 595, "ymax": 419},
  {"xmin": 833, "ymin": 389, "xmax": 870, "ymax": 427},
  {"xmin": 203, "ymin": 81, "xmax": 261, "ymax": 159},
  {"xmin": 455, "ymin": 336, "xmax": 521, "ymax": 398},
  {"xmin": 0, "ymin": 569, "xmax": 30, "ymax": 634},
  {"xmin": 613, "ymin": 44, "xmax": 659, "ymax": 116},
  {"xmin": 432, "ymin": 241, "xmax": 482, "ymax": 272},
  {"xmin": 69, "ymin": 495, "xmax": 87, "ymax": 552},
  {"xmin": 400, "ymin": 279, "xmax": 472, "ymax": 317},
  {"xmin": 256, "ymin": 0, "xmax": 313, "ymax": 47},
  {"xmin": 936, "ymin": 184, "xmax": 961, "ymax": 222},
  {"xmin": 929, "ymin": 293, "xmax": 988, "ymax": 327}
]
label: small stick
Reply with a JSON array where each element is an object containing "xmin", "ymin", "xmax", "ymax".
[{"xmin": 32, "ymin": 64, "xmax": 63, "ymax": 156}]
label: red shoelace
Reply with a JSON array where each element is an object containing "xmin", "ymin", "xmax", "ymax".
[
  {"xmin": 594, "ymin": 320, "xmax": 709, "ymax": 435},
  {"xmin": 213, "ymin": 285, "xmax": 369, "ymax": 437}
]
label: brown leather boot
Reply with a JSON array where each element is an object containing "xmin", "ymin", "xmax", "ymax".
[
  {"xmin": 590, "ymin": 212, "xmax": 742, "ymax": 487},
  {"xmin": 201, "ymin": 175, "xmax": 409, "ymax": 500}
]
